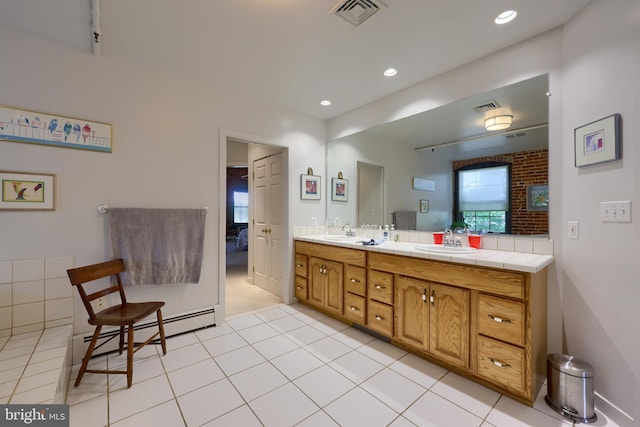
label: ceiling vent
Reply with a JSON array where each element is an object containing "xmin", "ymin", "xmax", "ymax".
[
  {"xmin": 472, "ymin": 101, "xmax": 501, "ymax": 113},
  {"xmin": 329, "ymin": 0, "xmax": 387, "ymax": 27}
]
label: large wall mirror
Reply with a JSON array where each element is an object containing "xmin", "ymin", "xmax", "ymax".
[{"xmin": 327, "ymin": 74, "xmax": 549, "ymax": 235}]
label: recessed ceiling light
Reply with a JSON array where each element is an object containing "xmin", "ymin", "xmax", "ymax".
[
  {"xmin": 320, "ymin": 100, "xmax": 332, "ymax": 106},
  {"xmin": 384, "ymin": 68, "xmax": 398, "ymax": 77},
  {"xmin": 495, "ymin": 10, "xmax": 517, "ymax": 25}
]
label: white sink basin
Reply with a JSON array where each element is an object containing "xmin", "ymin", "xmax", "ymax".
[
  {"xmin": 321, "ymin": 235, "xmax": 361, "ymax": 243},
  {"xmin": 414, "ymin": 244, "xmax": 478, "ymax": 254}
]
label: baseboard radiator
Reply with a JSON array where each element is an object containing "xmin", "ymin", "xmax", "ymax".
[{"xmin": 72, "ymin": 306, "xmax": 216, "ymax": 363}]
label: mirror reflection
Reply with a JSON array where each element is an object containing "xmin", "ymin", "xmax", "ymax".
[{"xmin": 327, "ymin": 74, "xmax": 549, "ymax": 235}]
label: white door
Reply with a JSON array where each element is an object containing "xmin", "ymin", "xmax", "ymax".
[{"xmin": 252, "ymin": 152, "xmax": 284, "ymax": 296}]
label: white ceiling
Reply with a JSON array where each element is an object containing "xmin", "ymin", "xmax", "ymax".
[{"xmin": 1, "ymin": 0, "xmax": 591, "ymax": 120}]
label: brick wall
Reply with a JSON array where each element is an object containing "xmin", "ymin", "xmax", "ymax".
[{"xmin": 452, "ymin": 149, "xmax": 548, "ymax": 235}]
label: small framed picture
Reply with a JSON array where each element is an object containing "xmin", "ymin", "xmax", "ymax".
[
  {"xmin": 419, "ymin": 199, "xmax": 429, "ymax": 213},
  {"xmin": 300, "ymin": 174, "xmax": 321, "ymax": 200},
  {"xmin": 574, "ymin": 113, "xmax": 621, "ymax": 167},
  {"xmin": 0, "ymin": 171, "xmax": 56, "ymax": 210},
  {"xmin": 331, "ymin": 178, "xmax": 348, "ymax": 202},
  {"xmin": 527, "ymin": 185, "xmax": 548, "ymax": 211}
]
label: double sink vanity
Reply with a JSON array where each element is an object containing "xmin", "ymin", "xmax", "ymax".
[{"xmin": 293, "ymin": 233, "xmax": 553, "ymax": 406}]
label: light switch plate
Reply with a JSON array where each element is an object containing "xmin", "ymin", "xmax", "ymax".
[
  {"xmin": 600, "ymin": 201, "xmax": 632, "ymax": 222},
  {"xmin": 568, "ymin": 221, "xmax": 578, "ymax": 239}
]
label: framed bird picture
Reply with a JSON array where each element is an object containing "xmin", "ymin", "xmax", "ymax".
[
  {"xmin": 0, "ymin": 105, "xmax": 112, "ymax": 153},
  {"xmin": 0, "ymin": 171, "xmax": 55, "ymax": 211}
]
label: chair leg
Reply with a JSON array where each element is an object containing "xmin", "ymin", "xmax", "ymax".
[
  {"xmin": 118, "ymin": 326, "xmax": 125, "ymax": 355},
  {"xmin": 126, "ymin": 324, "xmax": 134, "ymax": 388},
  {"xmin": 157, "ymin": 309, "xmax": 167, "ymax": 355},
  {"xmin": 75, "ymin": 325, "xmax": 102, "ymax": 387}
]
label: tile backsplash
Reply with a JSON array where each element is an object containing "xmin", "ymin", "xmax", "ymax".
[
  {"xmin": 292, "ymin": 227, "xmax": 554, "ymax": 256},
  {"xmin": 0, "ymin": 257, "xmax": 74, "ymax": 337}
]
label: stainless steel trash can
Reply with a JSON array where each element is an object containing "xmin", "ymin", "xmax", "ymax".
[{"xmin": 545, "ymin": 353, "xmax": 597, "ymax": 423}]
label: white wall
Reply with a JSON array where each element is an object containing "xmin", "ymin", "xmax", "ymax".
[
  {"xmin": 561, "ymin": 1, "xmax": 639, "ymax": 424},
  {"xmin": 0, "ymin": 25, "xmax": 326, "ymax": 336},
  {"xmin": 327, "ymin": 2, "xmax": 639, "ymax": 424}
]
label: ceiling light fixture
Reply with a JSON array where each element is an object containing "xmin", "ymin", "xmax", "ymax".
[
  {"xmin": 484, "ymin": 114, "xmax": 513, "ymax": 131},
  {"xmin": 320, "ymin": 100, "xmax": 332, "ymax": 106},
  {"xmin": 495, "ymin": 10, "xmax": 517, "ymax": 25},
  {"xmin": 384, "ymin": 68, "xmax": 398, "ymax": 77}
]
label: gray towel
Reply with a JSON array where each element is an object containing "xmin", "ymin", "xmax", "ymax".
[
  {"xmin": 109, "ymin": 208, "xmax": 206, "ymax": 286},
  {"xmin": 392, "ymin": 210, "xmax": 417, "ymax": 230}
]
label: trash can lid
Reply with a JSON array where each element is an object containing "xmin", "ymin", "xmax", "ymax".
[{"xmin": 548, "ymin": 353, "xmax": 594, "ymax": 377}]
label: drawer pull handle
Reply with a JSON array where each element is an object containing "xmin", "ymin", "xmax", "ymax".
[
  {"xmin": 375, "ymin": 315, "xmax": 385, "ymax": 321},
  {"xmin": 350, "ymin": 306, "xmax": 359, "ymax": 311},
  {"xmin": 489, "ymin": 358, "xmax": 511, "ymax": 369},
  {"xmin": 351, "ymin": 278, "xmax": 361, "ymax": 283},
  {"xmin": 488, "ymin": 315, "xmax": 512, "ymax": 324},
  {"xmin": 375, "ymin": 284, "xmax": 386, "ymax": 290}
]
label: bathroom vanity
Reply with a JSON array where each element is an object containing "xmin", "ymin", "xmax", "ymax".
[{"xmin": 294, "ymin": 236, "xmax": 552, "ymax": 406}]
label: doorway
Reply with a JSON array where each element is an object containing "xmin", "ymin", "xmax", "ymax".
[
  {"xmin": 357, "ymin": 161, "xmax": 385, "ymax": 227},
  {"xmin": 225, "ymin": 138, "xmax": 284, "ymax": 318}
]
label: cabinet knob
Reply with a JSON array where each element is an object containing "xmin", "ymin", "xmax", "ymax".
[
  {"xmin": 350, "ymin": 306, "xmax": 359, "ymax": 311},
  {"xmin": 350, "ymin": 278, "xmax": 360, "ymax": 283},
  {"xmin": 375, "ymin": 284, "xmax": 386, "ymax": 290},
  {"xmin": 488, "ymin": 314, "xmax": 512, "ymax": 324},
  {"xmin": 296, "ymin": 263, "xmax": 303, "ymax": 268},
  {"xmin": 296, "ymin": 286, "xmax": 302, "ymax": 290},
  {"xmin": 489, "ymin": 358, "xmax": 511, "ymax": 369},
  {"xmin": 375, "ymin": 315, "xmax": 385, "ymax": 321}
]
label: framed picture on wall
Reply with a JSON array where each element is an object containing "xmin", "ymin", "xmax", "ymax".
[
  {"xmin": 331, "ymin": 178, "xmax": 348, "ymax": 202},
  {"xmin": 0, "ymin": 104, "xmax": 112, "ymax": 153},
  {"xmin": 419, "ymin": 199, "xmax": 429, "ymax": 213},
  {"xmin": 574, "ymin": 113, "xmax": 621, "ymax": 167},
  {"xmin": 0, "ymin": 171, "xmax": 55, "ymax": 210},
  {"xmin": 527, "ymin": 185, "xmax": 548, "ymax": 211},
  {"xmin": 300, "ymin": 174, "xmax": 321, "ymax": 200}
]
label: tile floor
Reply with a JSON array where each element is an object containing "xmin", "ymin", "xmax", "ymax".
[{"xmin": 66, "ymin": 303, "xmax": 616, "ymax": 427}]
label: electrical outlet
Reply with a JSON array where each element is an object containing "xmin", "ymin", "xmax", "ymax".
[
  {"xmin": 94, "ymin": 297, "xmax": 106, "ymax": 311},
  {"xmin": 568, "ymin": 221, "xmax": 578, "ymax": 239}
]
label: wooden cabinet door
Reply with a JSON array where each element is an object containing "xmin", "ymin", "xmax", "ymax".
[
  {"xmin": 308, "ymin": 257, "xmax": 325, "ymax": 307},
  {"xmin": 429, "ymin": 283, "xmax": 469, "ymax": 368},
  {"xmin": 325, "ymin": 260, "xmax": 344, "ymax": 315},
  {"xmin": 395, "ymin": 276, "xmax": 429, "ymax": 350}
]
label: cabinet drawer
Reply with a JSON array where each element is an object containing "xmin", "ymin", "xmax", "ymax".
[
  {"xmin": 478, "ymin": 335, "xmax": 525, "ymax": 393},
  {"xmin": 368, "ymin": 270, "xmax": 393, "ymax": 304},
  {"xmin": 345, "ymin": 293, "xmax": 366, "ymax": 325},
  {"xmin": 345, "ymin": 265, "xmax": 367, "ymax": 296},
  {"xmin": 368, "ymin": 300, "xmax": 393, "ymax": 337},
  {"xmin": 478, "ymin": 294, "xmax": 525, "ymax": 346},
  {"xmin": 295, "ymin": 276, "xmax": 307, "ymax": 300},
  {"xmin": 295, "ymin": 254, "xmax": 308, "ymax": 278}
]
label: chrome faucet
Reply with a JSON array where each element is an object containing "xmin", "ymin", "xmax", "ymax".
[
  {"xmin": 442, "ymin": 229, "xmax": 462, "ymax": 247},
  {"xmin": 342, "ymin": 223, "xmax": 356, "ymax": 237}
]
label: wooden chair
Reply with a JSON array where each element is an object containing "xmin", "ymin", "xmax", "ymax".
[{"xmin": 67, "ymin": 258, "xmax": 167, "ymax": 388}]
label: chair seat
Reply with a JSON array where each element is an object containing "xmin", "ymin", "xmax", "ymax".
[{"xmin": 90, "ymin": 301, "xmax": 165, "ymax": 326}]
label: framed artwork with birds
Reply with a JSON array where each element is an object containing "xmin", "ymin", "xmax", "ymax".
[
  {"xmin": 0, "ymin": 171, "xmax": 55, "ymax": 210},
  {"xmin": 0, "ymin": 105, "xmax": 112, "ymax": 153}
]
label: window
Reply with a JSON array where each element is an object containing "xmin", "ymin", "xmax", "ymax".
[
  {"xmin": 455, "ymin": 163, "xmax": 510, "ymax": 233},
  {"xmin": 233, "ymin": 191, "xmax": 248, "ymax": 224}
]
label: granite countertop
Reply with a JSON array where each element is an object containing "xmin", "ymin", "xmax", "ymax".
[{"xmin": 294, "ymin": 235, "xmax": 554, "ymax": 274}]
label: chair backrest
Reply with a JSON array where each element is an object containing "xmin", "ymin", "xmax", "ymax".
[{"xmin": 67, "ymin": 259, "xmax": 128, "ymax": 320}]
